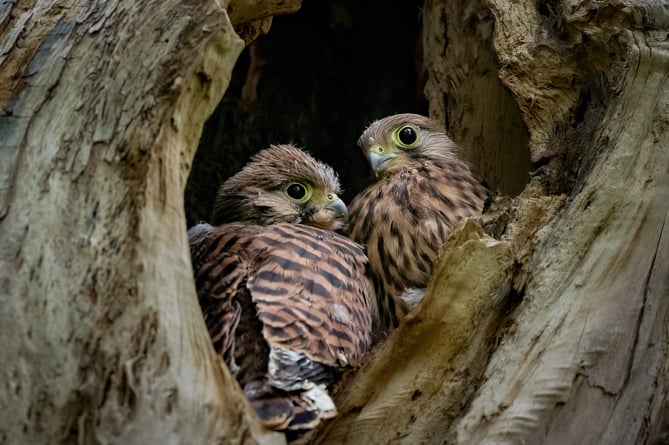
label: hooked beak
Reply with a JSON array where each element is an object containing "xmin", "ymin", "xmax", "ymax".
[
  {"xmin": 368, "ymin": 150, "xmax": 396, "ymax": 177},
  {"xmin": 325, "ymin": 195, "xmax": 348, "ymax": 219}
]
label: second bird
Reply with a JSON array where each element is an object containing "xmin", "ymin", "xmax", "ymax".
[{"xmin": 348, "ymin": 113, "xmax": 489, "ymax": 311}]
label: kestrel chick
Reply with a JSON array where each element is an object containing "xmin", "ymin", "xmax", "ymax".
[
  {"xmin": 190, "ymin": 145, "xmax": 395, "ymax": 432},
  {"xmin": 348, "ymin": 114, "xmax": 489, "ymax": 309},
  {"xmin": 211, "ymin": 144, "xmax": 348, "ymax": 232}
]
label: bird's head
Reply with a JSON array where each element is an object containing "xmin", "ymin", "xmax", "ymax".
[
  {"xmin": 358, "ymin": 113, "xmax": 458, "ymax": 177},
  {"xmin": 211, "ymin": 144, "xmax": 348, "ymax": 232}
]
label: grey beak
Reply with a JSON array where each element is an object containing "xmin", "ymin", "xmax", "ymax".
[
  {"xmin": 368, "ymin": 150, "xmax": 396, "ymax": 176},
  {"xmin": 327, "ymin": 196, "xmax": 348, "ymax": 218}
]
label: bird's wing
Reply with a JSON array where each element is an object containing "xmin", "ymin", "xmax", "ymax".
[
  {"xmin": 189, "ymin": 222, "xmax": 374, "ymax": 430},
  {"xmin": 189, "ymin": 223, "xmax": 260, "ymax": 373},
  {"xmin": 247, "ymin": 223, "xmax": 374, "ymax": 370}
]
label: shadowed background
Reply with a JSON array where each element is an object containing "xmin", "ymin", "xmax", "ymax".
[{"xmin": 185, "ymin": 0, "xmax": 426, "ymax": 225}]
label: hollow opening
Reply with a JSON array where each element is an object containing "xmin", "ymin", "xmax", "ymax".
[
  {"xmin": 185, "ymin": 0, "xmax": 426, "ymax": 226},
  {"xmin": 185, "ymin": 0, "xmax": 532, "ymax": 227}
]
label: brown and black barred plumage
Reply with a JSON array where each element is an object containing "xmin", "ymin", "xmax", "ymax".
[
  {"xmin": 348, "ymin": 114, "xmax": 489, "ymax": 310},
  {"xmin": 189, "ymin": 144, "xmax": 393, "ymax": 432}
]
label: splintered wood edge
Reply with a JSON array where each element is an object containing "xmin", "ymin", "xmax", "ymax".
[{"xmin": 301, "ymin": 221, "xmax": 515, "ymax": 444}]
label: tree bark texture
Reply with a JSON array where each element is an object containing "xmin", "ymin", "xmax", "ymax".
[
  {"xmin": 0, "ymin": 1, "xmax": 297, "ymax": 444},
  {"xmin": 422, "ymin": 0, "xmax": 532, "ymax": 196},
  {"xmin": 304, "ymin": 0, "xmax": 669, "ymax": 444},
  {"xmin": 1, "ymin": 0, "xmax": 667, "ymax": 444}
]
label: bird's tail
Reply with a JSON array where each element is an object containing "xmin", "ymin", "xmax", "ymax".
[{"xmin": 244, "ymin": 381, "xmax": 338, "ymax": 432}]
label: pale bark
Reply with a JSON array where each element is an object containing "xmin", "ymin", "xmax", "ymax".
[
  {"xmin": 305, "ymin": 0, "xmax": 669, "ymax": 444},
  {"xmin": 0, "ymin": 1, "xmax": 296, "ymax": 444},
  {"xmin": 2, "ymin": 0, "xmax": 667, "ymax": 444},
  {"xmin": 423, "ymin": 0, "xmax": 532, "ymax": 196},
  {"xmin": 455, "ymin": 5, "xmax": 669, "ymax": 442}
]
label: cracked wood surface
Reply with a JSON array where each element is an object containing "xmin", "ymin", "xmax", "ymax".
[
  {"xmin": 454, "ymin": 30, "xmax": 669, "ymax": 444},
  {"xmin": 0, "ymin": 0, "xmax": 667, "ymax": 444},
  {"xmin": 0, "ymin": 1, "xmax": 300, "ymax": 444},
  {"xmin": 304, "ymin": 1, "xmax": 669, "ymax": 444}
]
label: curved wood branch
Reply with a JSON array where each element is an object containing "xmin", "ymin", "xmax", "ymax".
[
  {"xmin": 227, "ymin": 0, "xmax": 301, "ymax": 25},
  {"xmin": 305, "ymin": 1, "xmax": 669, "ymax": 443},
  {"xmin": 0, "ymin": 1, "xmax": 292, "ymax": 444},
  {"xmin": 454, "ymin": 23, "xmax": 669, "ymax": 443}
]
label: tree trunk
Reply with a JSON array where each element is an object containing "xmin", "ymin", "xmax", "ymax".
[
  {"xmin": 1, "ymin": 1, "xmax": 667, "ymax": 445},
  {"xmin": 0, "ymin": 1, "xmax": 297, "ymax": 444},
  {"xmin": 303, "ymin": 0, "xmax": 669, "ymax": 444}
]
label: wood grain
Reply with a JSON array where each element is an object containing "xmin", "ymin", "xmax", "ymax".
[{"xmin": 0, "ymin": 1, "xmax": 299, "ymax": 444}]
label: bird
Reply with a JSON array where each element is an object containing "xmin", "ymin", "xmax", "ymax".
[
  {"xmin": 347, "ymin": 113, "xmax": 489, "ymax": 311},
  {"xmin": 189, "ymin": 144, "xmax": 396, "ymax": 432},
  {"xmin": 210, "ymin": 143, "xmax": 348, "ymax": 233}
]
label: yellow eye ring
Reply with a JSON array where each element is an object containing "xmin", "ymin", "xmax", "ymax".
[
  {"xmin": 394, "ymin": 125, "xmax": 419, "ymax": 148},
  {"xmin": 285, "ymin": 182, "xmax": 313, "ymax": 203}
]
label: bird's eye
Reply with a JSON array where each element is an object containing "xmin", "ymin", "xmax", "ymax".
[
  {"xmin": 286, "ymin": 183, "xmax": 308, "ymax": 201},
  {"xmin": 397, "ymin": 126, "xmax": 418, "ymax": 147}
]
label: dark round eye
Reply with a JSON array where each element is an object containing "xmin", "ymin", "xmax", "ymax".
[
  {"xmin": 398, "ymin": 126, "xmax": 418, "ymax": 146},
  {"xmin": 287, "ymin": 183, "xmax": 307, "ymax": 200}
]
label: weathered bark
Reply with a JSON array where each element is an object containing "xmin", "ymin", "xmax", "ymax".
[
  {"xmin": 0, "ymin": 1, "xmax": 296, "ymax": 444},
  {"xmin": 2, "ymin": 0, "xmax": 667, "ymax": 444},
  {"xmin": 423, "ymin": 0, "xmax": 532, "ymax": 196},
  {"xmin": 303, "ymin": 0, "xmax": 669, "ymax": 444},
  {"xmin": 454, "ymin": 4, "xmax": 669, "ymax": 441}
]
